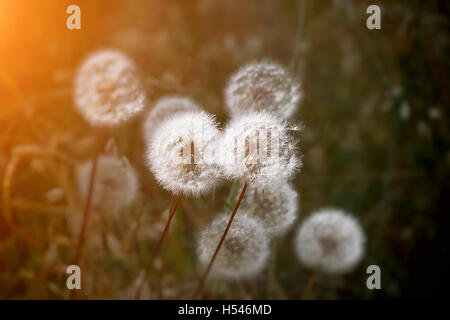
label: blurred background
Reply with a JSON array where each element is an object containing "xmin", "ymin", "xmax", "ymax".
[{"xmin": 0, "ymin": 0, "xmax": 449, "ymax": 299}]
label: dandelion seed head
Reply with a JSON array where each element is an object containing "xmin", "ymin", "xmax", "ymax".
[
  {"xmin": 76, "ymin": 155, "xmax": 139, "ymax": 212},
  {"xmin": 197, "ymin": 213, "xmax": 269, "ymax": 280},
  {"xmin": 225, "ymin": 60, "xmax": 301, "ymax": 119},
  {"xmin": 243, "ymin": 180, "xmax": 299, "ymax": 237},
  {"xmin": 74, "ymin": 50, "xmax": 146, "ymax": 127},
  {"xmin": 294, "ymin": 208, "xmax": 365, "ymax": 273},
  {"xmin": 142, "ymin": 96, "xmax": 201, "ymax": 142},
  {"xmin": 219, "ymin": 111, "xmax": 301, "ymax": 189},
  {"xmin": 147, "ymin": 111, "xmax": 223, "ymax": 197}
]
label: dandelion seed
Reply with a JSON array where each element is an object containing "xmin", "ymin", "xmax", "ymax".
[
  {"xmin": 76, "ymin": 155, "xmax": 139, "ymax": 212},
  {"xmin": 242, "ymin": 180, "xmax": 299, "ymax": 237},
  {"xmin": 147, "ymin": 111, "xmax": 223, "ymax": 197},
  {"xmin": 428, "ymin": 107, "xmax": 441, "ymax": 120},
  {"xmin": 74, "ymin": 49, "xmax": 146, "ymax": 127},
  {"xmin": 399, "ymin": 101, "xmax": 410, "ymax": 121},
  {"xmin": 197, "ymin": 213, "xmax": 270, "ymax": 279},
  {"xmin": 294, "ymin": 208, "xmax": 365, "ymax": 273},
  {"xmin": 142, "ymin": 96, "xmax": 201, "ymax": 142},
  {"xmin": 225, "ymin": 60, "xmax": 301, "ymax": 119},
  {"xmin": 219, "ymin": 111, "xmax": 301, "ymax": 189}
]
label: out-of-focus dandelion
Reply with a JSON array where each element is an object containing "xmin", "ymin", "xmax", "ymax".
[
  {"xmin": 399, "ymin": 101, "xmax": 410, "ymax": 121},
  {"xmin": 428, "ymin": 107, "xmax": 441, "ymax": 120},
  {"xmin": 76, "ymin": 155, "xmax": 139, "ymax": 212},
  {"xmin": 242, "ymin": 180, "xmax": 298, "ymax": 237},
  {"xmin": 74, "ymin": 49, "xmax": 146, "ymax": 127},
  {"xmin": 225, "ymin": 60, "xmax": 301, "ymax": 119},
  {"xmin": 142, "ymin": 96, "xmax": 201, "ymax": 142},
  {"xmin": 294, "ymin": 208, "xmax": 365, "ymax": 273},
  {"xmin": 197, "ymin": 213, "xmax": 269, "ymax": 280}
]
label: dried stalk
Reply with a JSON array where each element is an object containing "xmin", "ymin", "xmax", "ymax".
[{"xmin": 193, "ymin": 182, "xmax": 248, "ymax": 299}]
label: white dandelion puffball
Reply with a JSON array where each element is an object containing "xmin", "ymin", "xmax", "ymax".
[
  {"xmin": 294, "ymin": 208, "xmax": 365, "ymax": 273},
  {"xmin": 142, "ymin": 96, "xmax": 201, "ymax": 142},
  {"xmin": 243, "ymin": 180, "xmax": 299, "ymax": 237},
  {"xmin": 74, "ymin": 50, "xmax": 146, "ymax": 127},
  {"xmin": 197, "ymin": 213, "xmax": 269, "ymax": 280},
  {"xmin": 76, "ymin": 155, "xmax": 139, "ymax": 212},
  {"xmin": 225, "ymin": 60, "xmax": 301, "ymax": 119},
  {"xmin": 219, "ymin": 111, "xmax": 300, "ymax": 189},
  {"xmin": 147, "ymin": 111, "xmax": 223, "ymax": 197}
]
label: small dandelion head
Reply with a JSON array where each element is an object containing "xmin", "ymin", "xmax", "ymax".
[
  {"xmin": 76, "ymin": 155, "xmax": 139, "ymax": 212},
  {"xmin": 225, "ymin": 60, "xmax": 302, "ymax": 119},
  {"xmin": 142, "ymin": 96, "xmax": 201, "ymax": 142},
  {"xmin": 219, "ymin": 111, "xmax": 301, "ymax": 189},
  {"xmin": 197, "ymin": 213, "xmax": 270, "ymax": 280},
  {"xmin": 147, "ymin": 111, "xmax": 223, "ymax": 197},
  {"xmin": 242, "ymin": 180, "xmax": 299, "ymax": 237},
  {"xmin": 294, "ymin": 208, "xmax": 365, "ymax": 273},
  {"xmin": 74, "ymin": 49, "xmax": 146, "ymax": 127}
]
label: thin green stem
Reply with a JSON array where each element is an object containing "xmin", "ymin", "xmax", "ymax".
[
  {"xmin": 266, "ymin": 239, "xmax": 278, "ymax": 299},
  {"xmin": 300, "ymin": 270, "xmax": 319, "ymax": 300},
  {"xmin": 134, "ymin": 193, "xmax": 182, "ymax": 300},
  {"xmin": 70, "ymin": 131, "xmax": 105, "ymax": 300},
  {"xmin": 290, "ymin": 0, "xmax": 309, "ymax": 78},
  {"xmin": 193, "ymin": 183, "xmax": 248, "ymax": 299}
]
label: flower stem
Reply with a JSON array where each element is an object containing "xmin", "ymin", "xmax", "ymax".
[
  {"xmin": 300, "ymin": 270, "xmax": 319, "ymax": 300},
  {"xmin": 266, "ymin": 238, "xmax": 278, "ymax": 299},
  {"xmin": 134, "ymin": 193, "xmax": 182, "ymax": 299},
  {"xmin": 70, "ymin": 131, "xmax": 105, "ymax": 300},
  {"xmin": 290, "ymin": 0, "xmax": 309, "ymax": 78},
  {"xmin": 193, "ymin": 182, "xmax": 248, "ymax": 299}
]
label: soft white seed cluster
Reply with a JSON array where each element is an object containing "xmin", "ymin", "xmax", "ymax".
[
  {"xmin": 225, "ymin": 60, "xmax": 301, "ymax": 119},
  {"xmin": 76, "ymin": 155, "xmax": 139, "ymax": 212},
  {"xmin": 197, "ymin": 213, "xmax": 270, "ymax": 280},
  {"xmin": 190, "ymin": 61, "xmax": 301, "ymax": 280},
  {"xmin": 74, "ymin": 50, "xmax": 146, "ymax": 127},
  {"xmin": 73, "ymin": 51, "xmax": 311, "ymax": 284},
  {"xmin": 142, "ymin": 96, "xmax": 201, "ymax": 142},
  {"xmin": 294, "ymin": 208, "xmax": 365, "ymax": 273},
  {"xmin": 242, "ymin": 180, "xmax": 298, "ymax": 237},
  {"xmin": 219, "ymin": 111, "xmax": 300, "ymax": 189},
  {"xmin": 147, "ymin": 111, "xmax": 223, "ymax": 197}
]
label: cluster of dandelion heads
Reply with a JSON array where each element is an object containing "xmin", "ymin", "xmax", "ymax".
[
  {"xmin": 197, "ymin": 213, "xmax": 269, "ymax": 280},
  {"xmin": 142, "ymin": 96, "xmax": 201, "ymax": 142},
  {"xmin": 242, "ymin": 180, "xmax": 299, "ymax": 237},
  {"xmin": 74, "ymin": 49, "xmax": 146, "ymax": 127},
  {"xmin": 76, "ymin": 155, "xmax": 139, "ymax": 212},
  {"xmin": 225, "ymin": 60, "xmax": 301, "ymax": 119},
  {"xmin": 219, "ymin": 111, "xmax": 301, "ymax": 189},
  {"xmin": 294, "ymin": 208, "xmax": 365, "ymax": 273},
  {"xmin": 147, "ymin": 111, "xmax": 223, "ymax": 197}
]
